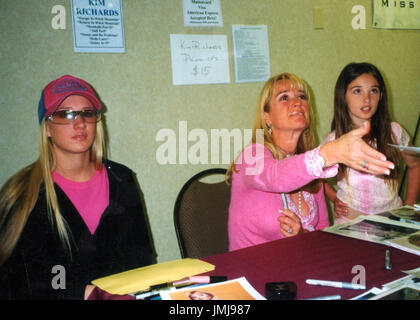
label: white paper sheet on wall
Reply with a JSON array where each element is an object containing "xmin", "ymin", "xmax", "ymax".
[
  {"xmin": 170, "ymin": 34, "xmax": 230, "ymax": 86},
  {"xmin": 71, "ymin": 0, "xmax": 125, "ymax": 53},
  {"xmin": 232, "ymin": 25, "xmax": 270, "ymax": 83},
  {"xmin": 183, "ymin": 0, "xmax": 223, "ymax": 27}
]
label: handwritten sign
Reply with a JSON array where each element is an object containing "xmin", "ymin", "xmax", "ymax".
[
  {"xmin": 71, "ymin": 0, "xmax": 125, "ymax": 53},
  {"xmin": 170, "ymin": 34, "xmax": 230, "ymax": 85}
]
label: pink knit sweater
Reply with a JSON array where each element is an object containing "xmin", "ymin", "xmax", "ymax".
[{"xmin": 228, "ymin": 144, "xmax": 338, "ymax": 251}]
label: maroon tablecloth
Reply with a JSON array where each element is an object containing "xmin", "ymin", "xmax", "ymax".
[
  {"xmin": 201, "ymin": 231, "xmax": 420, "ymax": 300},
  {"xmin": 87, "ymin": 286, "xmax": 135, "ymax": 300}
]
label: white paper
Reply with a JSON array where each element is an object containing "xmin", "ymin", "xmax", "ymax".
[
  {"xmin": 323, "ymin": 214, "xmax": 420, "ymax": 246},
  {"xmin": 183, "ymin": 0, "xmax": 223, "ymax": 27},
  {"xmin": 351, "ymin": 287, "xmax": 386, "ymax": 300},
  {"xmin": 170, "ymin": 34, "xmax": 230, "ymax": 85},
  {"xmin": 352, "ymin": 268, "xmax": 420, "ymax": 300},
  {"xmin": 324, "ymin": 214, "xmax": 420, "ymax": 256},
  {"xmin": 369, "ymin": 284, "xmax": 420, "ymax": 300},
  {"xmin": 389, "ymin": 205, "xmax": 420, "ymax": 225},
  {"xmin": 71, "ymin": 0, "xmax": 125, "ymax": 53},
  {"xmin": 385, "ymin": 231, "xmax": 420, "ymax": 256},
  {"xmin": 232, "ymin": 25, "xmax": 270, "ymax": 83},
  {"xmin": 382, "ymin": 273, "xmax": 419, "ymax": 290},
  {"xmin": 403, "ymin": 267, "xmax": 420, "ymax": 278},
  {"xmin": 160, "ymin": 277, "xmax": 266, "ymax": 300}
]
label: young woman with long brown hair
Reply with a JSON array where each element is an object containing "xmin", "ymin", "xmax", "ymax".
[{"xmin": 324, "ymin": 63, "xmax": 420, "ymax": 224}]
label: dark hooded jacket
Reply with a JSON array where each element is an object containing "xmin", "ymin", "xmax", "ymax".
[{"xmin": 0, "ymin": 160, "xmax": 154, "ymax": 299}]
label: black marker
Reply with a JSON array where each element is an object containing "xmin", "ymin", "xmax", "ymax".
[{"xmin": 385, "ymin": 249, "xmax": 392, "ymax": 271}]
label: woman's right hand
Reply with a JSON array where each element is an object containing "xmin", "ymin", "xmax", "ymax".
[{"xmin": 319, "ymin": 121, "xmax": 395, "ymax": 175}]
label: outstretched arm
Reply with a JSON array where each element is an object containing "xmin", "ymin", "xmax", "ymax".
[{"xmin": 319, "ymin": 121, "xmax": 395, "ymax": 176}]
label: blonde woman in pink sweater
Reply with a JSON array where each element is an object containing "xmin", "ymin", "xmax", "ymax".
[{"xmin": 226, "ymin": 73, "xmax": 395, "ymax": 251}]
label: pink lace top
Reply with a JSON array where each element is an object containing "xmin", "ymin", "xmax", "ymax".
[
  {"xmin": 324, "ymin": 122, "xmax": 410, "ymax": 222},
  {"xmin": 228, "ymin": 144, "xmax": 338, "ymax": 251}
]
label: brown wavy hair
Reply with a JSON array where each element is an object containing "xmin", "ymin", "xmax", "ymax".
[{"xmin": 331, "ymin": 62, "xmax": 401, "ymax": 187}]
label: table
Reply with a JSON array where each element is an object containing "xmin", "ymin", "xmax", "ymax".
[{"xmin": 201, "ymin": 230, "xmax": 420, "ymax": 300}]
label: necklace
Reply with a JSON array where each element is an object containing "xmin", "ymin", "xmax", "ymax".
[
  {"xmin": 282, "ymin": 191, "xmax": 302, "ymax": 216},
  {"xmin": 281, "ymin": 149, "xmax": 295, "ymax": 158}
]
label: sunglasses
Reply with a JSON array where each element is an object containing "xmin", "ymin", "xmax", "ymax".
[{"xmin": 48, "ymin": 109, "xmax": 101, "ymax": 124}]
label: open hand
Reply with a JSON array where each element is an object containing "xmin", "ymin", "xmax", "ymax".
[{"xmin": 320, "ymin": 121, "xmax": 395, "ymax": 175}]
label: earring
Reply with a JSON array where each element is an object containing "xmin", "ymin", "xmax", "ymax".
[{"xmin": 267, "ymin": 123, "xmax": 272, "ymax": 136}]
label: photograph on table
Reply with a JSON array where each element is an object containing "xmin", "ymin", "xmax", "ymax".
[
  {"xmin": 323, "ymin": 215, "xmax": 420, "ymax": 245},
  {"xmin": 160, "ymin": 277, "xmax": 265, "ymax": 300}
]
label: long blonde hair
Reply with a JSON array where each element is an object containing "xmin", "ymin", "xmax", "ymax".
[
  {"xmin": 226, "ymin": 73, "xmax": 320, "ymax": 192},
  {"xmin": 0, "ymin": 119, "xmax": 105, "ymax": 265}
]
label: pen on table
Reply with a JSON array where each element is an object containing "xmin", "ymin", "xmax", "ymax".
[
  {"xmin": 173, "ymin": 275, "xmax": 227, "ymax": 286},
  {"xmin": 137, "ymin": 283, "xmax": 209, "ymax": 300},
  {"xmin": 306, "ymin": 279, "xmax": 365, "ymax": 290},
  {"xmin": 304, "ymin": 294, "xmax": 341, "ymax": 300},
  {"xmin": 385, "ymin": 249, "xmax": 392, "ymax": 271},
  {"xmin": 134, "ymin": 283, "xmax": 192, "ymax": 300}
]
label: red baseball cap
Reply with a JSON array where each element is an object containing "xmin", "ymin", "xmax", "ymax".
[{"xmin": 38, "ymin": 75, "xmax": 102, "ymax": 124}]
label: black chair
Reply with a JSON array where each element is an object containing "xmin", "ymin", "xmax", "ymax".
[{"xmin": 174, "ymin": 168, "xmax": 231, "ymax": 259}]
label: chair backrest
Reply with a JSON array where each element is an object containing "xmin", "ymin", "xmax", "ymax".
[{"xmin": 174, "ymin": 168, "xmax": 231, "ymax": 259}]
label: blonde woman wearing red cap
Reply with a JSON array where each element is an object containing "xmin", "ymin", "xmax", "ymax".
[{"xmin": 0, "ymin": 75, "xmax": 154, "ymax": 299}]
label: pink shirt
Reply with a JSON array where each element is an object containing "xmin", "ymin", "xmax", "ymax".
[
  {"xmin": 228, "ymin": 144, "xmax": 338, "ymax": 251},
  {"xmin": 52, "ymin": 166, "xmax": 109, "ymax": 234},
  {"xmin": 324, "ymin": 122, "xmax": 410, "ymax": 223}
]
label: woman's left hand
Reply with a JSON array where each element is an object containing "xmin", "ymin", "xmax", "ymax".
[{"xmin": 278, "ymin": 209, "xmax": 302, "ymax": 237}]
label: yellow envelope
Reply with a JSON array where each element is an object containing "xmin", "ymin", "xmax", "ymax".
[{"xmin": 91, "ymin": 258, "xmax": 215, "ymax": 295}]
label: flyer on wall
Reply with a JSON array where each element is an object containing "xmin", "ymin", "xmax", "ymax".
[
  {"xmin": 183, "ymin": 0, "xmax": 223, "ymax": 27},
  {"xmin": 232, "ymin": 25, "xmax": 270, "ymax": 83},
  {"xmin": 71, "ymin": 0, "xmax": 125, "ymax": 53}
]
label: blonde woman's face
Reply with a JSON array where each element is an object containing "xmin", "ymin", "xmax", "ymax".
[
  {"xmin": 45, "ymin": 95, "xmax": 97, "ymax": 158},
  {"xmin": 264, "ymin": 80, "xmax": 310, "ymax": 134}
]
